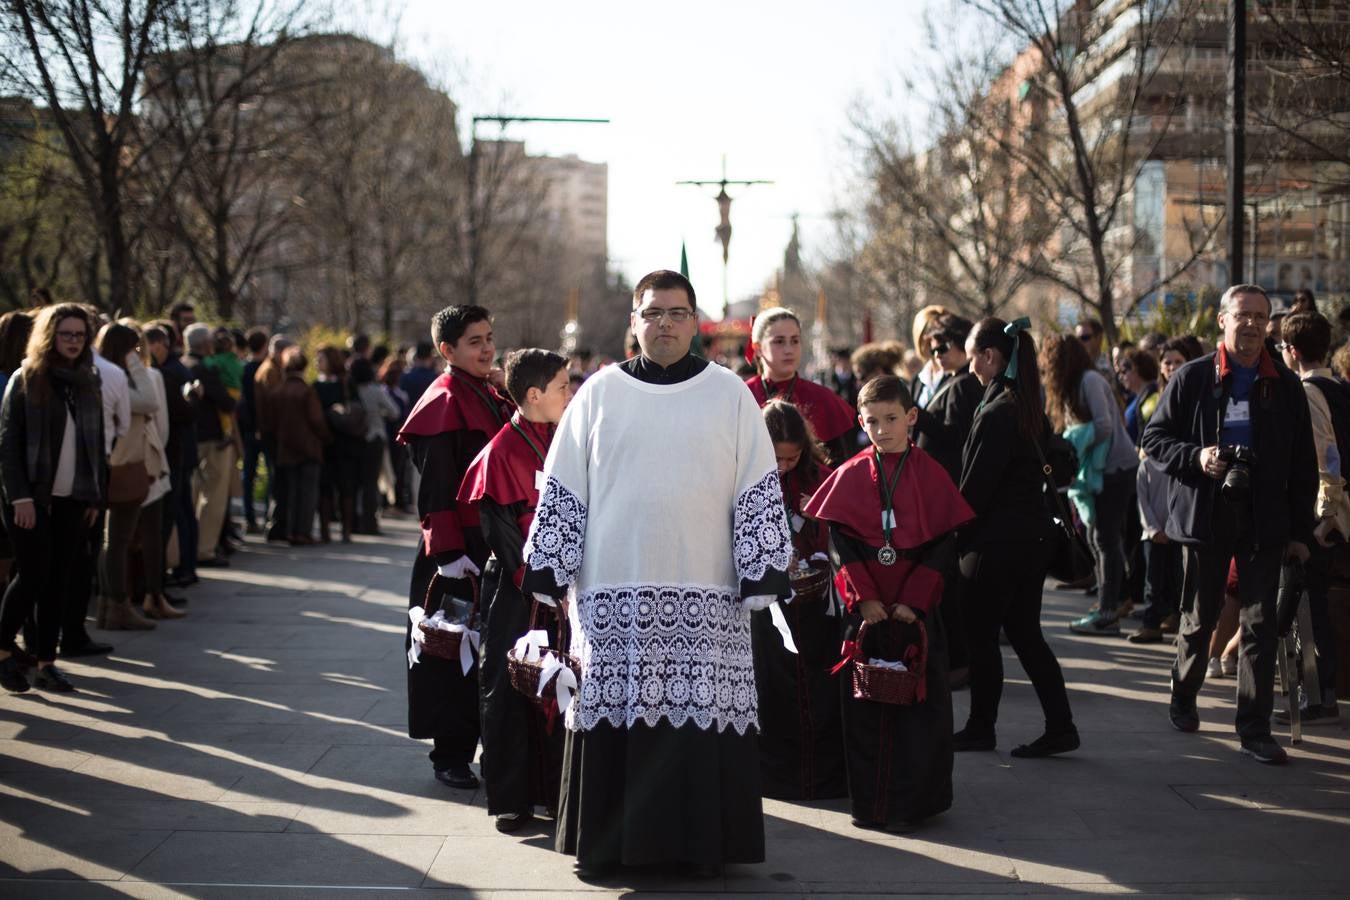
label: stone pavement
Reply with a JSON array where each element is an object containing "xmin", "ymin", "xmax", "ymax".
[{"xmin": 3, "ymin": 514, "xmax": 1350, "ymax": 898}]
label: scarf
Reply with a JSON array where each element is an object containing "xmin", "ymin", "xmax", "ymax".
[{"xmin": 21, "ymin": 362, "xmax": 104, "ymax": 505}]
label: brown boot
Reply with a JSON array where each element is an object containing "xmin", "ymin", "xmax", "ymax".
[
  {"xmin": 103, "ymin": 597, "xmax": 156, "ymax": 631},
  {"xmin": 144, "ymin": 594, "xmax": 185, "ymax": 619}
]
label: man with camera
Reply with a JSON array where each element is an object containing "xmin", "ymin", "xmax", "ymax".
[{"xmin": 1142, "ymin": 284, "xmax": 1317, "ymax": 764}]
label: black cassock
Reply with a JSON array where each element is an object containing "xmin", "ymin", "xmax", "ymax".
[
  {"xmin": 404, "ymin": 428, "xmax": 490, "ymax": 768},
  {"xmin": 477, "ymin": 497, "xmax": 564, "ymax": 816},
  {"xmin": 831, "ymin": 526, "xmax": 954, "ymax": 826},
  {"xmin": 750, "ymin": 466, "xmax": 846, "ymax": 801}
]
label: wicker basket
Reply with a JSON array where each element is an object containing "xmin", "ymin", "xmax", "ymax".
[
  {"xmin": 416, "ymin": 573, "xmax": 479, "ymax": 662},
  {"xmin": 506, "ymin": 601, "xmax": 581, "ymax": 707},
  {"xmin": 850, "ymin": 619, "xmax": 928, "ymax": 706},
  {"xmin": 789, "ymin": 557, "xmax": 832, "ymax": 604}
]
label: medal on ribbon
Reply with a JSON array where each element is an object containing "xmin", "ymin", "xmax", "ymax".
[{"xmin": 875, "ymin": 446, "xmax": 910, "ymax": 566}]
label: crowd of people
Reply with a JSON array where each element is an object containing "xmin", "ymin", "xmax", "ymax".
[
  {"xmin": 0, "ymin": 297, "xmax": 447, "ymax": 694},
  {"xmin": 2, "ymin": 275, "xmax": 1343, "ymax": 877}
]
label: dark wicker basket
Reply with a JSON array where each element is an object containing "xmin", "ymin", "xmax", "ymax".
[
  {"xmin": 789, "ymin": 558, "xmax": 832, "ymax": 604},
  {"xmin": 506, "ymin": 601, "xmax": 581, "ymax": 707},
  {"xmin": 850, "ymin": 619, "xmax": 927, "ymax": 706},
  {"xmin": 416, "ymin": 573, "xmax": 479, "ymax": 662}
]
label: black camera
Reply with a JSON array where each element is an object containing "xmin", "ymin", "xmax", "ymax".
[{"xmin": 1217, "ymin": 444, "xmax": 1256, "ymax": 503}]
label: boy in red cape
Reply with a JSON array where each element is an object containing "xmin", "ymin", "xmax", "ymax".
[
  {"xmin": 397, "ymin": 305, "xmax": 514, "ymax": 790},
  {"xmin": 803, "ymin": 374, "xmax": 974, "ymax": 830},
  {"xmin": 457, "ymin": 349, "xmax": 572, "ymax": 833}
]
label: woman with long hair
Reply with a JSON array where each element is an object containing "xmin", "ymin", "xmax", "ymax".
[
  {"xmin": 94, "ymin": 322, "xmax": 169, "ymax": 629},
  {"xmin": 0, "ymin": 304, "xmax": 104, "ymax": 692},
  {"xmin": 1040, "ymin": 332, "xmax": 1140, "ymax": 636},
  {"xmin": 745, "ymin": 308, "xmax": 857, "ymax": 464},
  {"xmin": 0, "ymin": 311, "xmax": 34, "ymax": 589},
  {"xmin": 955, "ymin": 317, "xmax": 1078, "ymax": 757},
  {"xmin": 1130, "ymin": 338, "xmax": 1200, "ymax": 645},
  {"xmin": 751, "ymin": 399, "xmax": 845, "ymax": 801}
]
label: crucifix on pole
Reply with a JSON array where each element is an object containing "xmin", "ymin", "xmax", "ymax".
[{"xmin": 677, "ymin": 155, "xmax": 773, "ymax": 317}]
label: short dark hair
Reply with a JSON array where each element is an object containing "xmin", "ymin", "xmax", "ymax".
[
  {"xmin": 1123, "ymin": 346, "xmax": 1159, "ymax": 382},
  {"xmin": 1076, "ymin": 317, "xmax": 1104, "ymax": 337},
  {"xmin": 282, "ymin": 346, "xmax": 307, "ymax": 373},
  {"xmin": 348, "ymin": 333, "xmax": 372, "ymax": 355},
  {"xmin": 923, "ymin": 313, "xmax": 973, "ymax": 347},
  {"xmin": 431, "ymin": 305, "xmax": 491, "ymax": 347},
  {"xmin": 857, "ymin": 374, "xmax": 913, "ymax": 411},
  {"xmin": 169, "ymin": 301, "xmax": 195, "ymax": 321},
  {"xmin": 504, "ymin": 348, "xmax": 567, "ymax": 407},
  {"xmin": 414, "ymin": 340, "xmax": 434, "ymax": 360},
  {"xmin": 149, "ymin": 319, "xmax": 177, "ymax": 345},
  {"xmin": 632, "ymin": 269, "xmax": 696, "ymax": 310},
  {"xmin": 349, "ymin": 356, "xmax": 375, "ymax": 386},
  {"xmin": 246, "ymin": 327, "xmax": 268, "ymax": 354},
  {"xmin": 143, "ymin": 325, "xmax": 168, "ymax": 347},
  {"xmin": 1282, "ymin": 311, "xmax": 1333, "ymax": 363}
]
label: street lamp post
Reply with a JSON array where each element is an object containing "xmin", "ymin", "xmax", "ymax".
[
  {"xmin": 465, "ymin": 115, "xmax": 609, "ymax": 307},
  {"xmin": 1227, "ymin": 0, "xmax": 1247, "ymax": 284}
]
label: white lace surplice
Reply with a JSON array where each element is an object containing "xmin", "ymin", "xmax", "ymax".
[{"xmin": 523, "ymin": 363, "xmax": 791, "ymax": 735}]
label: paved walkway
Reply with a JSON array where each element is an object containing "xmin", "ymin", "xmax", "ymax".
[{"xmin": 3, "ymin": 515, "xmax": 1350, "ymax": 897}]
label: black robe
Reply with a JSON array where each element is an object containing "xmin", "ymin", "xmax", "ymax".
[
  {"xmin": 831, "ymin": 527, "xmax": 955, "ymax": 826},
  {"xmin": 750, "ymin": 465, "xmax": 846, "ymax": 801},
  {"xmin": 525, "ymin": 352, "xmax": 788, "ymax": 869}
]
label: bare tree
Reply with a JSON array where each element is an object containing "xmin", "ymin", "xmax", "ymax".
[
  {"xmin": 139, "ymin": 0, "xmax": 318, "ymax": 321},
  {"xmin": 959, "ymin": 0, "xmax": 1221, "ymax": 341},
  {"xmin": 0, "ymin": 0, "xmax": 170, "ymax": 311},
  {"xmin": 849, "ymin": 34, "xmax": 1053, "ymax": 321}
]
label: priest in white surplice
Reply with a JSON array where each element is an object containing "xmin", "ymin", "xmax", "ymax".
[{"xmin": 522, "ymin": 269, "xmax": 792, "ymax": 875}]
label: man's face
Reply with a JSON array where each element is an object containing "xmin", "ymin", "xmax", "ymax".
[
  {"xmin": 1218, "ymin": 291, "xmax": 1270, "ymax": 361},
  {"xmin": 859, "ymin": 399, "xmax": 916, "ymax": 454},
  {"xmin": 631, "ymin": 287, "xmax": 697, "ymax": 366},
  {"xmin": 175, "ymin": 310, "xmax": 196, "ymax": 332},
  {"xmin": 441, "ymin": 319, "xmax": 495, "ymax": 379}
]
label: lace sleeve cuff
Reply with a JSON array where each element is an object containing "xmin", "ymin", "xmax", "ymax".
[
  {"xmin": 523, "ymin": 475, "xmax": 587, "ymax": 590},
  {"xmin": 733, "ymin": 469, "xmax": 793, "ymax": 585}
]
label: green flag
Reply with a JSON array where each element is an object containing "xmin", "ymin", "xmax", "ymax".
[{"xmin": 681, "ymin": 241, "xmax": 702, "ymax": 359}]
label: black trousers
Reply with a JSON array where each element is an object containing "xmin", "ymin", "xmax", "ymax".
[
  {"xmin": 1141, "ymin": 539, "xmax": 1184, "ymax": 629},
  {"xmin": 1303, "ymin": 541, "xmax": 1338, "ymax": 701},
  {"xmin": 961, "ymin": 536, "xmax": 1074, "ymax": 734},
  {"xmin": 1, "ymin": 498, "xmax": 87, "ymax": 661},
  {"xmin": 1171, "ymin": 510, "xmax": 1282, "ymax": 739}
]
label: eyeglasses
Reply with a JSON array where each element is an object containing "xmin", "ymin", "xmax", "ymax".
[
  {"xmin": 637, "ymin": 307, "xmax": 695, "ymax": 324},
  {"xmin": 1229, "ymin": 311, "xmax": 1270, "ymax": 325},
  {"xmin": 56, "ymin": 330, "xmax": 87, "ymax": 342},
  {"xmin": 1275, "ymin": 341, "xmax": 1291, "ymax": 352}
]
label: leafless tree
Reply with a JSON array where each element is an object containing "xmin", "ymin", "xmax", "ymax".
[{"xmin": 959, "ymin": 0, "xmax": 1222, "ymax": 342}]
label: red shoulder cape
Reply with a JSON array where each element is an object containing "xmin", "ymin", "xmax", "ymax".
[
  {"xmin": 748, "ymin": 374, "xmax": 856, "ymax": 443},
  {"xmin": 803, "ymin": 443, "xmax": 974, "ymax": 548},
  {"xmin": 457, "ymin": 415, "xmax": 554, "ymax": 514},
  {"xmin": 396, "ymin": 369, "xmax": 513, "ymax": 444}
]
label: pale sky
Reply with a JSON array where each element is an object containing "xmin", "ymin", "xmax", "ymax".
[{"xmin": 359, "ymin": 0, "xmax": 936, "ymax": 316}]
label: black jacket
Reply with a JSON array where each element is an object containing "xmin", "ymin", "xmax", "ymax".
[
  {"xmin": 914, "ymin": 365, "xmax": 983, "ymax": 482},
  {"xmin": 1140, "ymin": 349, "xmax": 1317, "ymax": 548},
  {"xmin": 958, "ymin": 379, "xmax": 1055, "ymax": 551}
]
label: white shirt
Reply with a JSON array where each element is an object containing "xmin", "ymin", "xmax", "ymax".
[
  {"xmin": 51, "ymin": 409, "xmax": 76, "ymax": 498},
  {"xmin": 94, "ymin": 353, "xmax": 129, "ymax": 454}
]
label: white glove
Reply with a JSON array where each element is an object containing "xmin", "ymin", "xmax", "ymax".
[
  {"xmin": 436, "ymin": 557, "xmax": 481, "ymax": 580},
  {"xmin": 742, "ymin": 594, "xmax": 777, "ymax": 612}
]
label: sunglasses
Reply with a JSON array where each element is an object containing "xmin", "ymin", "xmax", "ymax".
[{"xmin": 930, "ymin": 341, "xmax": 951, "ymax": 356}]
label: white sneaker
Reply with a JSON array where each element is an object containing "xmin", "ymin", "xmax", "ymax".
[
  {"xmin": 1206, "ymin": 657, "xmax": 1224, "ymax": 679},
  {"xmin": 1221, "ymin": 655, "xmax": 1237, "ymax": 677}
]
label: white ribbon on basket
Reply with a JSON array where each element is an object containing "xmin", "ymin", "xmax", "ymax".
[
  {"xmin": 406, "ymin": 606, "xmax": 480, "ymax": 674},
  {"xmin": 511, "ymin": 629, "xmax": 551, "ymax": 663},
  {"xmin": 537, "ymin": 653, "xmax": 577, "ymax": 714},
  {"xmin": 866, "ymin": 657, "xmax": 909, "ymax": 672},
  {"xmin": 768, "ymin": 601, "xmax": 799, "ymax": 654}
]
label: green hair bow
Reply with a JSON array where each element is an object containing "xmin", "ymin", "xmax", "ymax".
[{"xmin": 1002, "ymin": 317, "xmax": 1032, "ymax": 380}]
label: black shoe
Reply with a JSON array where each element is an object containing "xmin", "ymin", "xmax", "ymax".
[
  {"xmin": 850, "ymin": 816, "xmax": 885, "ymax": 830},
  {"xmin": 952, "ymin": 726, "xmax": 996, "ymax": 752},
  {"xmin": 31, "ymin": 664, "xmax": 75, "ymax": 693},
  {"xmin": 494, "ymin": 812, "xmax": 534, "ymax": 833},
  {"xmin": 1276, "ymin": 703, "xmax": 1340, "ymax": 726},
  {"xmin": 197, "ymin": 556, "xmax": 230, "ymax": 568},
  {"xmin": 170, "ymin": 572, "xmax": 200, "ymax": 588},
  {"xmin": 573, "ymin": 861, "xmax": 617, "ymax": 881},
  {"xmin": 1239, "ymin": 735, "xmax": 1288, "ymax": 765},
  {"xmin": 1010, "ymin": 728, "xmax": 1080, "ymax": 758},
  {"xmin": 1169, "ymin": 704, "xmax": 1200, "ymax": 733},
  {"xmin": 60, "ymin": 639, "xmax": 114, "ymax": 658},
  {"xmin": 433, "ymin": 764, "xmax": 479, "ymax": 789},
  {"xmin": 0, "ymin": 656, "xmax": 30, "ymax": 693}
]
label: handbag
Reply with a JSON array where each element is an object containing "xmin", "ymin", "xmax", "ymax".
[
  {"xmin": 327, "ymin": 399, "xmax": 368, "ymax": 437},
  {"xmin": 1031, "ymin": 432, "xmax": 1095, "ymax": 580},
  {"xmin": 107, "ymin": 416, "xmax": 151, "ymax": 505}
]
